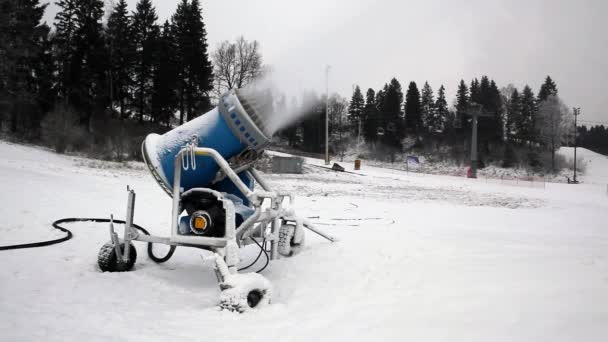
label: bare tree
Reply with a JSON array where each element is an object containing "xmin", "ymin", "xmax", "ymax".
[
  {"xmin": 212, "ymin": 36, "xmax": 263, "ymax": 96},
  {"xmin": 327, "ymin": 94, "xmax": 348, "ymax": 160},
  {"xmin": 537, "ymin": 94, "xmax": 571, "ymax": 172}
]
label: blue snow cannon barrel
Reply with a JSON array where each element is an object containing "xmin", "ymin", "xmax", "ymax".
[{"xmin": 142, "ymin": 89, "xmax": 273, "ymax": 199}]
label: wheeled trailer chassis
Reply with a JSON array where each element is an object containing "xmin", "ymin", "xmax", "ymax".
[{"xmin": 99, "ymin": 146, "xmax": 335, "ymax": 312}]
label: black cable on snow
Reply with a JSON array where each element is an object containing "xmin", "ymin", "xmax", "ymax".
[
  {"xmin": 0, "ymin": 218, "xmax": 176, "ymax": 264},
  {"xmin": 256, "ymin": 239, "xmax": 270, "ymax": 273},
  {"xmin": 0, "ymin": 218, "xmax": 268, "ymax": 273},
  {"xmin": 238, "ymin": 238, "xmax": 269, "ymax": 273},
  {"xmin": 0, "ymin": 218, "xmax": 74, "ymax": 251}
]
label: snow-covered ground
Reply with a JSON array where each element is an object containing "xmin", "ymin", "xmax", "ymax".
[
  {"xmin": 283, "ymin": 142, "xmax": 575, "ymax": 182},
  {"xmin": 558, "ymin": 146, "xmax": 608, "ymax": 185},
  {"xmin": 1, "ymin": 140, "xmax": 607, "ymax": 342}
]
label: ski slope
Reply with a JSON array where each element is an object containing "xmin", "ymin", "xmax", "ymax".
[
  {"xmin": 1, "ymin": 141, "xmax": 607, "ymax": 342},
  {"xmin": 558, "ymin": 146, "xmax": 608, "ymax": 184}
]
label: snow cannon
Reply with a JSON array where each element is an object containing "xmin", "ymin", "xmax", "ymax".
[
  {"xmin": 142, "ymin": 89, "xmax": 273, "ymax": 201},
  {"xmin": 98, "ymin": 88, "xmax": 336, "ymax": 313}
]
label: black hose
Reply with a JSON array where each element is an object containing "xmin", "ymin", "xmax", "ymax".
[
  {"xmin": 0, "ymin": 218, "xmax": 176, "ymax": 263},
  {"xmin": 238, "ymin": 238, "xmax": 266, "ymax": 272},
  {"xmin": 238, "ymin": 238, "xmax": 269, "ymax": 273},
  {"xmin": 0, "ymin": 218, "xmax": 270, "ymax": 273},
  {"xmin": 0, "ymin": 218, "xmax": 74, "ymax": 251},
  {"xmin": 256, "ymin": 239, "xmax": 270, "ymax": 273}
]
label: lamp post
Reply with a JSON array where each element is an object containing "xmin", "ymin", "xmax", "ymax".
[
  {"xmin": 573, "ymin": 107, "xmax": 580, "ymax": 183},
  {"xmin": 465, "ymin": 103, "xmax": 487, "ymax": 178},
  {"xmin": 470, "ymin": 113, "xmax": 478, "ymax": 178},
  {"xmin": 352, "ymin": 84, "xmax": 362, "ymax": 157},
  {"xmin": 325, "ymin": 65, "xmax": 331, "ymax": 165}
]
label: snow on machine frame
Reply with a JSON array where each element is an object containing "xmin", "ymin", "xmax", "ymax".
[{"xmin": 97, "ymin": 89, "xmax": 335, "ymax": 312}]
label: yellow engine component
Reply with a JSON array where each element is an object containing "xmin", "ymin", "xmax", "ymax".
[
  {"xmin": 190, "ymin": 211, "xmax": 212, "ymax": 235},
  {"xmin": 193, "ymin": 216, "xmax": 207, "ymax": 230}
]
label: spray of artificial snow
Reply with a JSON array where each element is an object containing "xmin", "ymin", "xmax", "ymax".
[{"xmin": 238, "ymin": 68, "xmax": 326, "ymax": 137}]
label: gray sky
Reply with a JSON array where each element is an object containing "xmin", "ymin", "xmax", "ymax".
[{"xmin": 42, "ymin": 0, "xmax": 608, "ymax": 124}]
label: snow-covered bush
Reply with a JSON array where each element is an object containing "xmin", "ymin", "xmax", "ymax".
[{"xmin": 41, "ymin": 105, "xmax": 88, "ymax": 153}]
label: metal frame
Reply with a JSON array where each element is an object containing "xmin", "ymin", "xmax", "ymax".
[{"xmin": 110, "ymin": 147, "xmax": 336, "ymax": 284}]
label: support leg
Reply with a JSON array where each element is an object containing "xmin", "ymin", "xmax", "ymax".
[
  {"xmin": 303, "ymin": 222, "xmax": 338, "ymax": 242},
  {"xmin": 109, "ymin": 215, "xmax": 123, "ymax": 261},
  {"xmin": 214, "ymin": 253, "xmax": 232, "ymax": 287},
  {"xmin": 122, "ymin": 187, "xmax": 136, "ymax": 262}
]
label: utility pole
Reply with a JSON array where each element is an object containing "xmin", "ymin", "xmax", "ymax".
[
  {"xmin": 465, "ymin": 103, "xmax": 488, "ymax": 179},
  {"xmin": 339, "ymin": 107, "xmax": 343, "ymax": 162},
  {"xmin": 325, "ymin": 65, "xmax": 331, "ymax": 165},
  {"xmin": 357, "ymin": 118, "xmax": 362, "ymax": 154},
  {"xmin": 109, "ymin": 36, "xmax": 113, "ymax": 116},
  {"xmin": 470, "ymin": 113, "xmax": 478, "ymax": 178},
  {"xmin": 353, "ymin": 84, "xmax": 362, "ymax": 156},
  {"xmin": 573, "ymin": 107, "xmax": 580, "ymax": 183}
]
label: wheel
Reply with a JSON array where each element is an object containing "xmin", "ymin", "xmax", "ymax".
[
  {"xmin": 278, "ymin": 223, "xmax": 305, "ymax": 257},
  {"xmin": 98, "ymin": 241, "xmax": 137, "ymax": 272},
  {"xmin": 219, "ymin": 273, "xmax": 272, "ymax": 313}
]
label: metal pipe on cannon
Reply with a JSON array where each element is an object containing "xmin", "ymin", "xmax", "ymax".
[{"xmin": 141, "ymin": 89, "xmax": 274, "ymax": 202}]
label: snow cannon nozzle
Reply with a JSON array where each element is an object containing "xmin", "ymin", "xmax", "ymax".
[{"xmin": 142, "ymin": 89, "xmax": 274, "ymax": 197}]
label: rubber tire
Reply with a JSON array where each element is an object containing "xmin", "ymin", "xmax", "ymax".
[
  {"xmin": 219, "ymin": 274, "xmax": 272, "ymax": 313},
  {"xmin": 98, "ymin": 241, "xmax": 137, "ymax": 272},
  {"xmin": 278, "ymin": 224, "xmax": 305, "ymax": 257},
  {"xmin": 220, "ymin": 287, "xmax": 271, "ymax": 313}
]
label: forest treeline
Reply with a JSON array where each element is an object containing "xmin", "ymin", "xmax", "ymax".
[
  {"xmin": 1, "ymin": 0, "xmax": 214, "ymax": 159},
  {"xmin": 1, "ymin": 0, "xmax": 606, "ymax": 169},
  {"xmin": 280, "ymin": 76, "xmax": 607, "ymax": 172}
]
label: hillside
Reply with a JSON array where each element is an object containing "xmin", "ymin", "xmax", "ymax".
[
  {"xmin": 558, "ymin": 147, "xmax": 608, "ymax": 184},
  {"xmin": 1, "ymin": 141, "xmax": 607, "ymax": 342}
]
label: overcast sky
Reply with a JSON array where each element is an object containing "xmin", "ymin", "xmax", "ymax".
[{"xmin": 42, "ymin": 0, "xmax": 607, "ymax": 124}]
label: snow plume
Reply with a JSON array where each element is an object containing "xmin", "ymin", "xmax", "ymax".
[{"xmin": 238, "ymin": 67, "xmax": 325, "ymax": 136}]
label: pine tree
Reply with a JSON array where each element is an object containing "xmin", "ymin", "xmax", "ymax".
[
  {"xmin": 187, "ymin": 0, "xmax": 213, "ymax": 118},
  {"xmin": 274, "ymin": 94, "xmax": 288, "ymax": 141},
  {"xmin": 456, "ymin": 80, "xmax": 469, "ymax": 129},
  {"xmin": 404, "ymin": 81, "xmax": 421, "ymax": 133},
  {"xmin": 478, "ymin": 76, "xmax": 490, "ymax": 108},
  {"xmin": 31, "ymin": 27, "xmax": 56, "ymax": 136},
  {"xmin": 506, "ymin": 88, "xmax": 521, "ymax": 142},
  {"xmin": 456, "ymin": 80, "xmax": 469, "ymax": 113},
  {"xmin": 578, "ymin": 125, "xmax": 608, "ymax": 155},
  {"xmin": 172, "ymin": 0, "xmax": 213, "ymax": 123},
  {"xmin": 275, "ymin": 95, "xmax": 298, "ymax": 146},
  {"xmin": 151, "ymin": 21, "xmax": 178, "ymax": 126},
  {"xmin": 132, "ymin": 0, "xmax": 159, "ymax": 122},
  {"xmin": 362, "ymin": 88, "xmax": 377, "ymax": 144},
  {"xmin": 537, "ymin": 75, "xmax": 557, "ymax": 102},
  {"xmin": 106, "ymin": 0, "xmax": 134, "ymax": 118},
  {"xmin": 376, "ymin": 85, "xmax": 386, "ymax": 111},
  {"xmin": 488, "ymin": 81, "xmax": 501, "ymax": 113},
  {"xmin": 434, "ymin": 85, "xmax": 448, "ymax": 133},
  {"xmin": 0, "ymin": 1, "xmax": 11, "ymax": 94},
  {"xmin": 1, "ymin": 0, "xmax": 50, "ymax": 134},
  {"xmin": 383, "ymin": 79, "xmax": 404, "ymax": 122},
  {"xmin": 519, "ymin": 85, "xmax": 537, "ymax": 145},
  {"xmin": 300, "ymin": 91, "xmax": 324, "ymax": 153},
  {"xmin": 53, "ymin": 0, "xmax": 78, "ymax": 102},
  {"xmin": 172, "ymin": 0, "xmax": 189, "ymax": 124},
  {"xmin": 75, "ymin": 0, "xmax": 108, "ymax": 108},
  {"xmin": 488, "ymin": 79, "xmax": 503, "ymax": 140},
  {"xmin": 54, "ymin": 0, "xmax": 108, "ymax": 126},
  {"xmin": 285, "ymin": 96, "xmax": 299, "ymax": 146},
  {"xmin": 348, "ymin": 85, "xmax": 364, "ymax": 136},
  {"xmin": 470, "ymin": 78, "xmax": 480, "ymax": 105},
  {"xmin": 467, "ymin": 76, "xmax": 504, "ymax": 158},
  {"xmin": 380, "ymin": 78, "xmax": 404, "ymax": 161},
  {"xmin": 420, "ymin": 81, "xmax": 435, "ymax": 132}
]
